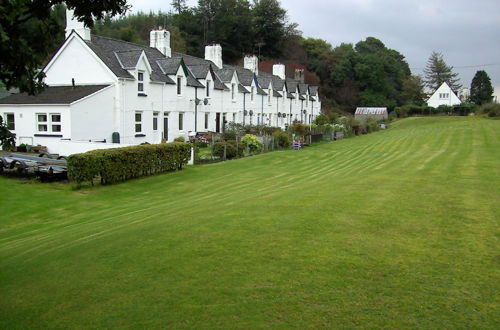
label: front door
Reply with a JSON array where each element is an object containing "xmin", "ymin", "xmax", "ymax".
[
  {"xmin": 216, "ymin": 112, "xmax": 221, "ymax": 133},
  {"xmin": 163, "ymin": 113, "xmax": 169, "ymax": 141}
]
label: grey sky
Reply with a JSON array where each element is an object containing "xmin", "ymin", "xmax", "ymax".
[{"xmin": 128, "ymin": 0, "xmax": 500, "ymax": 98}]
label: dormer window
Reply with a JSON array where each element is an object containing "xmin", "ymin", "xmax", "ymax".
[
  {"xmin": 177, "ymin": 76, "xmax": 182, "ymax": 95},
  {"xmin": 231, "ymin": 83, "xmax": 235, "ymax": 100},
  {"xmin": 206, "ymin": 80, "xmax": 210, "ymax": 97},
  {"xmin": 268, "ymin": 90, "xmax": 271, "ymax": 103},
  {"xmin": 251, "ymin": 86, "xmax": 254, "ymax": 101},
  {"xmin": 138, "ymin": 72, "xmax": 144, "ymax": 92}
]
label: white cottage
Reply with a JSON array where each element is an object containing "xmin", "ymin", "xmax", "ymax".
[
  {"xmin": 0, "ymin": 10, "xmax": 321, "ymax": 156},
  {"xmin": 427, "ymin": 82, "xmax": 461, "ymax": 108}
]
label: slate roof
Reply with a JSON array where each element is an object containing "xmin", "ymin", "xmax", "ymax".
[
  {"xmin": 58, "ymin": 33, "xmax": 320, "ymax": 99},
  {"xmin": 0, "ymin": 85, "xmax": 110, "ymax": 105},
  {"xmin": 273, "ymin": 90, "xmax": 282, "ymax": 97},
  {"xmin": 309, "ymin": 86, "xmax": 319, "ymax": 96},
  {"xmin": 114, "ymin": 50, "xmax": 143, "ymax": 69},
  {"xmin": 156, "ymin": 58, "xmax": 182, "ymax": 75},
  {"xmin": 238, "ymin": 84, "xmax": 250, "ymax": 93}
]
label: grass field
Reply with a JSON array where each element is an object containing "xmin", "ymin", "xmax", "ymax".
[{"xmin": 1, "ymin": 117, "xmax": 499, "ymax": 328}]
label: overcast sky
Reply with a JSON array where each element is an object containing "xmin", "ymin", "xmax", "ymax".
[{"xmin": 128, "ymin": 0, "xmax": 500, "ymax": 98}]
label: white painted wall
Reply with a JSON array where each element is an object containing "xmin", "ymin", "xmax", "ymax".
[
  {"xmin": 427, "ymin": 82, "xmax": 462, "ymax": 108},
  {"xmin": 44, "ymin": 36, "xmax": 116, "ymax": 85}
]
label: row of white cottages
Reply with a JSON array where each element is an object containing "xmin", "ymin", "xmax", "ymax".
[{"xmin": 0, "ymin": 10, "xmax": 321, "ymax": 156}]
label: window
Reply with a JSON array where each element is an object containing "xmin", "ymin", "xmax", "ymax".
[
  {"xmin": 232, "ymin": 113, "xmax": 236, "ymax": 122},
  {"xmin": 268, "ymin": 90, "xmax": 271, "ymax": 104},
  {"xmin": 4, "ymin": 113, "xmax": 15, "ymax": 130},
  {"xmin": 36, "ymin": 113, "xmax": 61, "ymax": 133},
  {"xmin": 206, "ymin": 80, "xmax": 210, "ymax": 97},
  {"xmin": 135, "ymin": 112, "xmax": 142, "ymax": 133},
  {"xmin": 153, "ymin": 112, "xmax": 159, "ymax": 130},
  {"xmin": 251, "ymin": 86, "xmax": 254, "ymax": 101},
  {"xmin": 439, "ymin": 93, "xmax": 449, "ymax": 99},
  {"xmin": 36, "ymin": 113, "xmax": 47, "ymax": 132},
  {"xmin": 231, "ymin": 83, "xmax": 235, "ymax": 100},
  {"xmin": 179, "ymin": 112, "xmax": 184, "ymax": 130},
  {"xmin": 177, "ymin": 76, "xmax": 182, "ymax": 95},
  {"xmin": 138, "ymin": 72, "xmax": 144, "ymax": 92},
  {"xmin": 204, "ymin": 113, "xmax": 209, "ymax": 129},
  {"xmin": 51, "ymin": 114, "xmax": 61, "ymax": 132}
]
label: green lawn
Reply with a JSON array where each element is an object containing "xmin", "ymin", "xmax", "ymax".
[{"xmin": 1, "ymin": 117, "xmax": 499, "ymax": 328}]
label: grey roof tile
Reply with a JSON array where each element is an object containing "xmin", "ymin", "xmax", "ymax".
[
  {"xmin": 114, "ymin": 50, "xmax": 143, "ymax": 69},
  {"xmin": 0, "ymin": 85, "xmax": 110, "ymax": 104}
]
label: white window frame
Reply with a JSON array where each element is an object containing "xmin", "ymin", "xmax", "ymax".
[
  {"xmin": 138, "ymin": 71, "xmax": 144, "ymax": 93},
  {"xmin": 153, "ymin": 111, "xmax": 159, "ymax": 131},
  {"xmin": 135, "ymin": 111, "xmax": 143, "ymax": 133},
  {"xmin": 231, "ymin": 83, "xmax": 236, "ymax": 101},
  {"xmin": 251, "ymin": 86, "xmax": 254, "ymax": 101},
  {"xmin": 50, "ymin": 113, "xmax": 61, "ymax": 133},
  {"xmin": 206, "ymin": 80, "xmax": 211, "ymax": 97},
  {"xmin": 177, "ymin": 76, "xmax": 182, "ymax": 95},
  {"xmin": 204, "ymin": 112, "xmax": 209, "ymax": 129},
  {"xmin": 4, "ymin": 113, "xmax": 15, "ymax": 130},
  {"xmin": 178, "ymin": 112, "xmax": 184, "ymax": 131}
]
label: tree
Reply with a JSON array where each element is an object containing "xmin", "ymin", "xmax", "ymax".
[
  {"xmin": 400, "ymin": 75, "xmax": 427, "ymax": 105},
  {"xmin": 0, "ymin": 0, "xmax": 129, "ymax": 95},
  {"xmin": 0, "ymin": 116, "xmax": 16, "ymax": 150},
  {"xmin": 252, "ymin": 0, "xmax": 289, "ymax": 59},
  {"xmin": 171, "ymin": 0, "xmax": 187, "ymax": 14},
  {"xmin": 423, "ymin": 51, "xmax": 462, "ymax": 92},
  {"xmin": 470, "ymin": 70, "xmax": 494, "ymax": 105}
]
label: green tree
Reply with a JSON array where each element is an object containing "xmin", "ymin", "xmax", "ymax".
[
  {"xmin": 401, "ymin": 75, "xmax": 427, "ymax": 105},
  {"xmin": 0, "ymin": 116, "xmax": 16, "ymax": 150},
  {"xmin": 0, "ymin": 0, "xmax": 129, "ymax": 95},
  {"xmin": 470, "ymin": 70, "xmax": 493, "ymax": 105},
  {"xmin": 423, "ymin": 51, "xmax": 462, "ymax": 92},
  {"xmin": 252, "ymin": 0, "xmax": 289, "ymax": 59},
  {"xmin": 171, "ymin": 0, "xmax": 187, "ymax": 14}
]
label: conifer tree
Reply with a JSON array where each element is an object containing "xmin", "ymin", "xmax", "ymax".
[
  {"xmin": 423, "ymin": 51, "xmax": 462, "ymax": 92},
  {"xmin": 470, "ymin": 70, "xmax": 494, "ymax": 105}
]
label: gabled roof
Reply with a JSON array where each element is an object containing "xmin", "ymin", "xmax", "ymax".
[
  {"xmin": 0, "ymin": 85, "xmax": 110, "ymax": 105},
  {"xmin": 287, "ymin": 92, "xmax": 294, "ymax": 99},
  {"xmin": 156, "ymin": 57, "xmax": 183, "ymax": 75},
  {"xmin": 298, "ymin": 83, "xmax": 308, "ymax": 94},
  {"xmin": 233, "ymin": 66, "xmax": 254, "ymax": 86},
  {"xmin": 188, "ymin": 64, "xmax": 211, "ymax": 79},
  {"xmin": 256, "ymin": 86, "xmax": 267, "ymax": 96},
  {"xmin": 273, "ymin": 90, "xmax": 282, "ymax": 97},
  {"xmin": 85, "ymin": 35, "xmax": 172, "ymax": 84},
  {"xmin": 257, "ymin": 74, "xmax": 272, "ymax": 89},
  {"xmin": 114, "ymin": 49, "xmax": 143, "ymax": 69},
  {"xmin": 187, "ymin": 75, "xmax": 205, "ymax": 88},
  {"xmin": 272, "ymin": 76, "xmax": 285, "ymax": 91},
  {"xmin": 216, "ymin": 67, "xmax": 236, "ymax": 83},
  {"xmin": 238, "ymin": 84, "xmax": 250, "ymax": 93},
  {"xmin": 309, "ymin": 86, "xmax": 319, "ymax": 96},
  {"xmin": 285, "ymin": 79, "xmax": 298, "ymax": 93}
]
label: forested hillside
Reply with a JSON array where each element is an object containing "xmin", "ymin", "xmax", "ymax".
[{"xmin": 51, "ymin": 0, "xmax": 426, "ymax": 114}]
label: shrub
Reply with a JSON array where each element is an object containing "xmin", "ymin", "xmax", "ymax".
[
  {"xmin": 479, "ymin": 103, "xmax": 500, "ymax": 117},
  {"xmin": 212, "ymin": 140, "xmax": 244, "ymax": 159},
  {"xmin": 241, "ymin": 134, "xmax": 264, "ymax": 153},
  {"xmin": 174, "ymin": 136, "xmax": 185, "ymax": 142},
  {"xmin": 194, "ymin": 141, "xmax": 208, "ymax": 148},
  {"xmin": 67, "ymin": 142, "xmax": 191, "ymax": 185},
  {"xmin": 271, "ymin": 131, "xmax": 290, "ymax": 149},
  {"xmin": 289, "ymin": 122, "xmax": 309, "ymax": 138}
]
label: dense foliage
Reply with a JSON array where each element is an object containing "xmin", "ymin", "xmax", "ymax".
[
  {"xmin": 0, "ymin": 116, "xmax": 16, "ymax": 150},
  {"xmin": 423, "ymin": 51, "xmax": 462, "ymax": 92},
  {"xmin": 0, "ymin": 0, "xmax": 129, "ymax": 95},
  {"xmin": 67, "ymin": 142, "xmax": 191, "ymax": 185},
  {"xmin": 469, "ymin": 70, "xmax": 494, "ymax": 105}
]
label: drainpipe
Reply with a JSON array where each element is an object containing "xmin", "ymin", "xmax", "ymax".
[
  {"xmin": 194, "ymin": 87, "xmax": 198, "ymax": 132},
  {"xmin": 261, "ymin": 94, "xmax": 264, "ymax": 126},
  {"xmin": 276, "ymin": 96, "xmax": 279, "ymax": 127},
  {"xmin": 243, "ymin": 93, "xmax": 246, "ymax": 126}
]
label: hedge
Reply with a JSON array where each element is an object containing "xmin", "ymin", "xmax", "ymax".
[{"xmin": 67, "ymin": 142, "xmax": 191, "ymax": 185}]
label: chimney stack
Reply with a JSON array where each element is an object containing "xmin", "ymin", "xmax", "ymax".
[
  {"xmin": 294, "ymin": 69, "xmax": 305, "ymax": 83},
  {"xmin": 65, "ymin": 9, "xmax": 91, "ymax": 41},
  {"xmin": 150, "ymin": 29, "xmax": 171, "ymax": 57},
  {"xmin": 273, "ymin": 63, "xmax": 286, "ymax": 80},
  {"xmin": 205, "ymin": 44, "xmax": 223, "ymax": 69},
  {"xmin": 244, "ymin": 55, "xmax": 259, "ymax": 75}
]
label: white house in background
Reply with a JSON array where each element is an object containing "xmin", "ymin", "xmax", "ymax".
[
  {"xmin": 0, "ymin": 9, "xmax": 321, "ymax": 156},
  {"xmin": 427, "ymin": 82, "xmax": 461, "ymax": 108}
]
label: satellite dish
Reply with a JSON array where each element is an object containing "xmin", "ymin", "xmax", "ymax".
[
  {"xmin": 303, "ymin": 110, "xmax": 307, "ymax": 114},
  {"xmin": 244, "ymin": 110, "xmax": 248, "ymax": 116},
  {"xmin": 203, "ymin": 98, "xmax": 209, "ymax": 105},
  {"xmin": 249, "ymin": 110, "xmax": 253, "ymax": 116}
]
